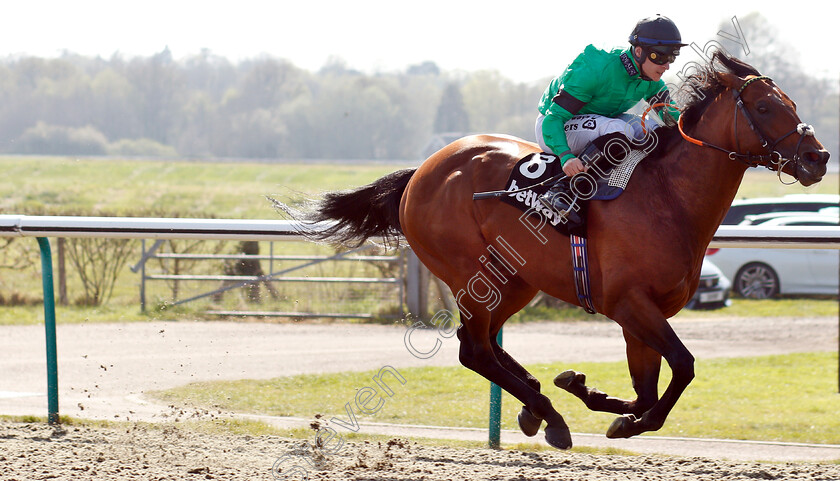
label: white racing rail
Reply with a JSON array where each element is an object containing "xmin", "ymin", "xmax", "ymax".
[
  {"xmin": 1, "ymin": 214, "xmax": 838, "ymax": 247},
  {"xmin": 0, "ymin": 215, "xmax": 314, "ymax": 241},
  {"xmin": 709, "ymin": 225, "xmax": 840, "ymax": 249}
]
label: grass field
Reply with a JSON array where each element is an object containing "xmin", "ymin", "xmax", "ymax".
[
  {"xmin": 0, "ymin": 156, "xmax": 835, "ymax": 217},
  {"xmin": 0, "ymin": 156, "xmax": 404, "ymax": 217},
  {"xmin": 0, "ymin": 156, "xmax": 412, "ymax": 322},
  {"xmin": 151, "ymin": 351, "xmax": 840, "ymax": 445}
]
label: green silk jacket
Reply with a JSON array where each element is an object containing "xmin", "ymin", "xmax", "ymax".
[{"xmin": 538, "ymin": 44, "xmax": 680, "ymax": 164}]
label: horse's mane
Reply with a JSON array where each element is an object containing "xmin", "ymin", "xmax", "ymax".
[
  {"xmin": 678, "ymin": 50, "xmax": 761, "ymax": 126},
  {"xmin": 650, "ymin": 50, "xmax": 762, "ymax": 155}
]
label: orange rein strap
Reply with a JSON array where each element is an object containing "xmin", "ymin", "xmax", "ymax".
[
  {"xmin": 643, "ymin": 101, "xmax": 712, "ymax": 150},
  {"xmin": 641, "ymin": 101, "xmax": 706, "ymax": 148},
  {"xmin": 677, "ymin": 113, "xmax": 707, "ymax": 148},
  {"xmin": 678, "ymin": 110, "xmax": 740, "ymax": 160}
]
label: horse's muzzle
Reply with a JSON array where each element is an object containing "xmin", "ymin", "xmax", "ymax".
[{"xmin": 796, "ymin": 148, "xmax": 830, "ymax": 186}]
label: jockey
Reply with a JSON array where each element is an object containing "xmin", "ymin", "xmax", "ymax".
[{"xmin": 535, "ymin": 15, "xmax": 685, "ymax": 224}]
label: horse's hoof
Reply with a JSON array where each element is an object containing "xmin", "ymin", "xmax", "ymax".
[
  {"xmin": 606, "ymin": 414, "xmax": 638, "ymax": 439},
  {"xmin": 517, "ymin": 406, "xmax": 542, "ymax": 437},
  {"xmin": 554, "ymin": 370, "xmax": 584, "ymax": 390},
  {"xmin": 545, "ymin": 425, "xmax": 573, "ymax": 450}
]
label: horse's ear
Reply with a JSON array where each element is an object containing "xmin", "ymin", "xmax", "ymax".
[{"xmin": 717, "ymin": 71, "xmax": 743, "ymax": 90}]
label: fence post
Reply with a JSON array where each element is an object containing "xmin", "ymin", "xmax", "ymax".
[
  {"xmin": 489, "ymin": 328, "xmax": 503, "ymax": 448},
  {"xmin": 56, "ymin": 238, "xmax": 67, "ymax": 306},
  {"xmin": 405, "ymin": 250, "xmax": 429, "ymax": 319},
  {"xmin": 37, "ymin": 237, "xmax": 59, "ymax": 424}
]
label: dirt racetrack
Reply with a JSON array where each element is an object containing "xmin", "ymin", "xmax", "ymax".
[
  {"xmin": 1, "ymin": 315, "xmax": 839, "ymax": 480},
  {"xmin": 3, "ymin": 420, "xmax": 840, "ymax": 481}
]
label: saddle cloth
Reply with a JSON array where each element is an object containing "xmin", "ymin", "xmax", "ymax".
[{"xmin": 500, "ymin": 150, "xmax": 645, "ymax": 237}]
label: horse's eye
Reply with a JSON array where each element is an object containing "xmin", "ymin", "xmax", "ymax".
[{"xmin": 756, "ymin": 102, "xmax": 769, "ymax": 114}]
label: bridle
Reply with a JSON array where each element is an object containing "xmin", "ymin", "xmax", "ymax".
[{"xmin": 676, "ymin": 75, "xmax": 816, "ymax": 183}]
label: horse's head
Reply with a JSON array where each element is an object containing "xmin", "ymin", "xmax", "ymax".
[
  {"xmin": 679, "ymin": 52, "xmax": 830, "ymax": 186},
  {"xmin": 713, "ymin": 58, "xmax": 830, "ymax": 186}
]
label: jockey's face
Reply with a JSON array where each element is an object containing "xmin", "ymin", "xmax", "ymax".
[{"xmin": 635, "ymin": 46, "xmax": 671, "ymax": 82}]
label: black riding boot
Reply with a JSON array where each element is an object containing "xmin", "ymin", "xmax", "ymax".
[
  {"xmin": 537, "ymin": 141, "xmax": 603, "ymax": 225},
  {"xmin": 538, "ymin": 177, "xmax": 583, "ymax": 225}
]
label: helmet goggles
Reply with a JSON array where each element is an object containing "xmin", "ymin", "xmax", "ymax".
[{"xmin": 645, "ymin": 45, "xmax": 680, "ymax": 65}]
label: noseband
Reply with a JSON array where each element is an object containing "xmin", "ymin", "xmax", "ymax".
[{"xmin": 678, "ymin": 75, "xmax": 816, "ymax": 182}]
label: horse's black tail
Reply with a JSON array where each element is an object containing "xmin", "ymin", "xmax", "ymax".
[{"xmin": 270, "ymin": 168, "xmax": 416, "ymax": 247}]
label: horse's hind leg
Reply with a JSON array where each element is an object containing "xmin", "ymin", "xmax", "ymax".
[
  {"xmin": 402, "ymin": 218, "xmax": 568, "ymax": 446},
  {"xmin": 490, "ymin": 338, "xmax": 544, "ymax": 436},
  {"xmin": 458, "ymin": 324, "xmax": 571, "ymax": 449},
  {"xmin": 454, "ymin": 281, "xmax": 572, "ymax": 449},
  {"xmin": 485, "ymin": 280, "xmax": 552, "ymax": 437},
  {"xmin": 555, "ymin": 328, "xmax": 661, "ymax": 416}
]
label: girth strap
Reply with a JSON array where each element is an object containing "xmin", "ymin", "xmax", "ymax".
[{"xmin": 570, "ymin": 234, "xmax": 596, "ymax": 314}]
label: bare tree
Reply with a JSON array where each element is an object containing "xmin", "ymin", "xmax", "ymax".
[{"xmin": 64, "ymin": 238, "xmax": 135, "ymax": 305}]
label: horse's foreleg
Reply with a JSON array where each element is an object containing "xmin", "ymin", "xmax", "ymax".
[
  {"xmin": 623, "ymin": 328, "xmax": 662, "ymax": 413},
  {"xmin": 554, "ymin": 328, "xmax": 661, "ymax": 415},
  {"xmin": 606, "ymin": 292, "xmax": 695, "ymax": 439},
  {"xmin": 457, "ymin": 325, "xmax": 572, "ymax": 449}
]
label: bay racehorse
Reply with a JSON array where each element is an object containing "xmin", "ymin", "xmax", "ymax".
[{"xmin": 280, "ymin": 51, "xmax": 829, "ymax": 449}]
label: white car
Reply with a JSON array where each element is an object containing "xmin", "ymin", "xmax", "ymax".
[
  {"xmin": 722, "ymin": 194, "xmax": 839, "ymax": 225},
  {"xmin": 706, "ymin": 213, "xmax": 839, "ymax": 299}
]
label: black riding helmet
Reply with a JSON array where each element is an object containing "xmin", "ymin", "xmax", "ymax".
[{"xmin": 629, "ymin": 15, "xmax": 687, "ymax": 66}]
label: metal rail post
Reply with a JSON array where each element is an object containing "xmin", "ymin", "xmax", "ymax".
[
  {"xmin": 37, "ymin": 237, "xmax": 59, "ymax": 424},
  {"xmin": 139, "ymin": 239, "xmax": 146, "ymax": 312},
  {"xmin": 488, "ymin": 328, "xmax": 503, "ymax": 448}
]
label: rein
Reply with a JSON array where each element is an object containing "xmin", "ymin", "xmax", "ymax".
[{"xmin": 677, "ymin": 75, "xmax": 816, "ymax": 183}]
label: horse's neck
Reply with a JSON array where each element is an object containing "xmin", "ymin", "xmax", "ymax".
[
  {"xmin": 657, "ymin": 93, "xmax": 752, "ymax": 245},
  {"xmin": 656, "ymin": 140, "xmax": 748, "ymax": 249}
]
